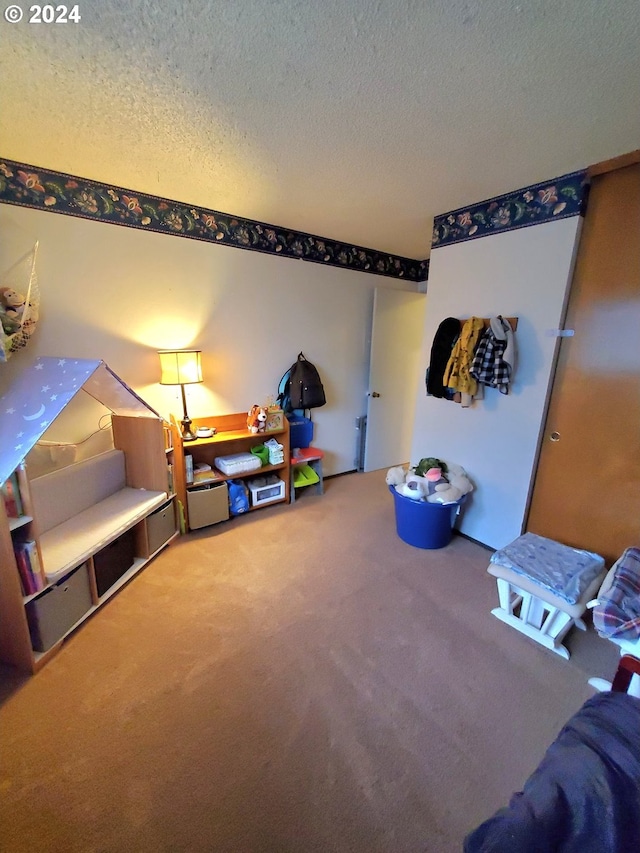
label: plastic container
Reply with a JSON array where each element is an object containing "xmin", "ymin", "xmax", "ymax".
[
  {"xmin": 250, "ymin": 444, "xmax": 269, "ymax": 466},
  {"xmin": 214, "ymin": 452, "xmax": 262, "ymax": 476},
  {"xmin": 389, "ymin": 485, "xmax": 466, "ymax": 549},
  {"xmin": 288, "ymin": 416, "xmax": 313, "ymax": 449}
]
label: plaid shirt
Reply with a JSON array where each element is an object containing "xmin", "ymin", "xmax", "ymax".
[
  {"xmin": 593, "ymin": 547, "xmax": 640, "ymax": 640},
  {"xmin": 470, "ymin": 327, "xmax": 511, "ymax": 394}
]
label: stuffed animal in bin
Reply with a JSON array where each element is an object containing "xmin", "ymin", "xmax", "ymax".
[
  {"xmin": 247, "ymin": 405, "xmax": 268, "ymax": 434},
  {"xmin": 426, "ymin": 462, "xmax": 474, "ymax": 504},
  {"xmin": 395, "ymin": 480, "xmax": 425, "ymax": 500},
  {"xmin": 385, "ymin": 465, "xmax": 407, "ymax": 486}
]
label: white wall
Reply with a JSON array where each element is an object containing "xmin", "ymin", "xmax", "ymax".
[
  {"xmin": 409, "ymin": 217, "xmax": 581, "ymax": 549},
  {"xmin": 0, "ymin": 205, "xmax": 417, "ymax": 476}
]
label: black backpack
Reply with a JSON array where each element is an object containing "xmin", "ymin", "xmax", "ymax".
[{"xmin": 277, "ymin": 353, "xmax": 326, "ymax": 413}]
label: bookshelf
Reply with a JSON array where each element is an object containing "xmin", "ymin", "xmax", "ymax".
[
  {"xmin": 0, "ymin": 357, "xmax": 180, "ymax": 675},
  {"xmin": 170, "ymin": 411, "xmax": 290, "ymax": 531}
]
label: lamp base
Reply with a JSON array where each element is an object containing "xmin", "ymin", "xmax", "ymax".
[{"xmin": 181, "ymin": 418, "xmax": 197, "ymax": 442}]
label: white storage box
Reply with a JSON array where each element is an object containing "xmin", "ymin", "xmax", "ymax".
[
  {"xmin": 247, "ymin": 476, "xmax": 286, "ymax": 508},
  {"xmin": 214, "ymin": 453, "xmax": 262, "ymax": 476}
]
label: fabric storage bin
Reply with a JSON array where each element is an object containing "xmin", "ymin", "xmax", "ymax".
[
  {"xmin": 26, "ymin": 562, "xmax": 92, "ymax": 652},
  {"xmin": 187, "ymin": 482, "xmax": 229, "ymax": 529},
  {"xmin": 288, "ymin": 416, "xmax": 313, "ymax": 448},
  {"xmin": 146, "ymin": 499, "xmax": 176, "ymax": 555},
  {"xmin": 94, "ymin": 528, "xmax": 137, "ymax": 597}
]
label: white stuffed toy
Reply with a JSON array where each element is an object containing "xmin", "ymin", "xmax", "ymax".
[
  {"xmin": 385, "ymin": 465, "xmax": 407, "ymax": 486},
  {"xmin": 395, "ymin": 480, "xmax": 424, "ymax": 500},
  {"xmin": 426, "ymin": 482, "xmax": 463, "ymax": 504},
  {"xmin": 404, "ymin": 473, "xmax": 430, "ymax": 498},
  {"xmin": 446, "ymin": 462, "xmax": 474, "ymax": 497}
]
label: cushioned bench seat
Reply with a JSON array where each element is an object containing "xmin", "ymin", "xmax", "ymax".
[
  {"xmin": 29, "ymin": 448, "xmax": 167, "ymax": 583},
  {"xmin": 41, "ymin": 487, "xmax": 167, "ymax": 582}
]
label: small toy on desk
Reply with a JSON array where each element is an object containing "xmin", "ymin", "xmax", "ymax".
[{"xmin": 247, "ymin": 405, "xmax": 267, "ymax": 434}]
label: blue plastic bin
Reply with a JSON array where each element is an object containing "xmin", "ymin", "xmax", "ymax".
[
  {"xmin": 389, "ymin": 485, "xmax": 466, "ymax": 549},
  {"xmin": 288, "ymin": 415, "xmax": 313, "ymax": 448}
]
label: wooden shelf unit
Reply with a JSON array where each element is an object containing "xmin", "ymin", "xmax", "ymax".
[
  {"xmin": 170, "ymin": 412, "xmax": 291, "ymax": 530},
  {"xmin": 0, "ymin": 415, "xmax": 178, "ymax": 674}
]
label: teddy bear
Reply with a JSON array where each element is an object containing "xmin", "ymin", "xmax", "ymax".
[
  {"xmin": 0, "ymin": 287, "xmax": 25, "ymax": 335},
  {"xmin": 385, "ymin": 465, "xmax": 407, "ymax": 486},
  {"xmin": 426, "ymin": 482, "xmax": 463, "ymax": 504},
  {"xmin": 247, "ymin": 404, "xmax": 267, "ymax": 434},
  {"xmin": 445, "ymin": 462, "xmax": 474, "ymax": 497}
]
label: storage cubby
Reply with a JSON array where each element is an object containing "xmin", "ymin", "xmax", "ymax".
[{"xmin": 0, "ymin": 357, "xmax": 180, "ymax": 674}]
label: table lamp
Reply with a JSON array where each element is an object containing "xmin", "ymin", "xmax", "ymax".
[{"xmin": 158, "ymin": 349, "xmax": 203, "ymax": 441}]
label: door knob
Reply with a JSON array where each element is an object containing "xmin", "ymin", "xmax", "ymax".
[
  {"xmin": 369, "ymin": 391, "xmax": 381, "ymax": 398},
  {"xmin": 550, "ymin": 431, "xmax": 561, "ymax": 442}
]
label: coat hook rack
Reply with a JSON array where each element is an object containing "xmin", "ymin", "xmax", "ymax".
[{"xmin": 459, "ymin": 316, "xmax": 518, "ymax": 332}]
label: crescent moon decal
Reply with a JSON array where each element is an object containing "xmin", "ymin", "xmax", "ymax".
[{"xmin": 23, "ymin": 404, "xmax": 46, "ymax": 421}]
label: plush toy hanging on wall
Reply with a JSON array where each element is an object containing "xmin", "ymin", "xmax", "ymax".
[{"xmin": 0, "ymin": 242, "xmax": 40, "ymax": 363}]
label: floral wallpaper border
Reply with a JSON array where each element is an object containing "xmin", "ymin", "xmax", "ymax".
[
  {"xmin": 432, "ymin": 169, "xmax": 588, "ymax": 249},
  {"xmin": 0, "ymin": 159, "xmax": 428, "ymax": 282}
]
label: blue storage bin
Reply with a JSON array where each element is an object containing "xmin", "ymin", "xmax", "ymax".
[
  {"xmin": 288, "ymin": 416, "xmax": 313, "ymax": 448},
  {"xmin": 389, "ymin": 485, "xmax": 466, "ymax": 549}
]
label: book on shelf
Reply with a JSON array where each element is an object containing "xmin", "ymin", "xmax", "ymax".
[
  {"xmin": 185, "ymin": 454, "xmax": 194, "ymax": 485},
  {"xmin": 163, "ymin": 423, "xmax": 173, "ymax": 450},
  {"xmin": 2, "ymin": 471, "xmax": 23, "ymax": 518},
  {"xmin": 14, "ymin": 540, "xmax": 45, "ymax": 595}
]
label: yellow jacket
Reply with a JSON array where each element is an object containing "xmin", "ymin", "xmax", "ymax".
[{"xmin": 443, "ymin": 317, "xmax": 485, "ymax": 398}]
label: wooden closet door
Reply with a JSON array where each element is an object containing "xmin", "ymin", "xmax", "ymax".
[{"xmin": 526, "ymin": 163, "xmax": 640, "ymax": 564}]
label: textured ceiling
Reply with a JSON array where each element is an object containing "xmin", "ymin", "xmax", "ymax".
[{"xmin": 1, "ymin": 0, "xmax": 639, "ymax": 258}]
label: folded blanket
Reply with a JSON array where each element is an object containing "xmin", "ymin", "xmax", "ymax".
[{"xmin": 489, "ymin": 532, "xmax": 604, "ymax": 605}]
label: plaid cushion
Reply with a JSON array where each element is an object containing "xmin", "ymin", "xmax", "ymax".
[{"xmin": 592, "ymin": 547, "xmax": 640, "ymax": 640}]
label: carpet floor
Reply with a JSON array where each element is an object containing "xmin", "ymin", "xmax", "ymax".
[{"xmin": 0, "ymin": 470, "xmax": 618, "ymax": 852}]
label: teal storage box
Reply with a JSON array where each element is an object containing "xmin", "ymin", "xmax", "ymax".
[{"xmin": 288, "ymin": 416, "xmax": 313, "ymax": 448}]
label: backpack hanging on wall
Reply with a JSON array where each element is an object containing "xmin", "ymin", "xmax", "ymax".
[{"xmin": 277, "ymin": 353, "xmax": 326, "ymax": 413}]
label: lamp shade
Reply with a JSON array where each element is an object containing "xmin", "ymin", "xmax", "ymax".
[{"xmin": 158, "ymin": 350, "xmax": 203, "ymax": 385}]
